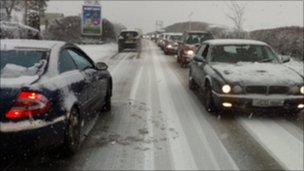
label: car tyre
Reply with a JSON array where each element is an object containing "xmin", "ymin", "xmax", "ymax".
[
  {"xmin": 62, "ymin": 107, "xmax": 81, "ymax": 156},
  {"xmin": 102, "ymin": 89, "xmax": 112, "ymax": 112},
  {"xmin": 204, "ymin": 83, "xmax": 219, "ymax": 113},
  {"xmin": 189, "ymin": 76, "xmax": 198, "ymax": 90}
]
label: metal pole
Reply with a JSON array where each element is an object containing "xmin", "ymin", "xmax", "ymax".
[{"xmin": 24, "ymin": 0, "xmax": 28, "ymax": 25}]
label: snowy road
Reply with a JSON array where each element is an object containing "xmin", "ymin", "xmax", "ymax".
[{"xmin": 1, "ymin": 40, "xmax": 303, "ymax": 170}]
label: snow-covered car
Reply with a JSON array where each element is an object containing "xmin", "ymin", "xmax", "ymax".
[
  {"xmin": 0, "ymin": 39, "xmax": 112, "ymax": 155},
  {"xmin": 189, "ymin": 39, "xmax": 304, "ymax": 114},
  {"xmin": 177, "ymin": 31, "xmax": 214, "ymax": 67},
  {"xmin": 118, "ymin": 30, "xmax": 140, "ymax": 52}
]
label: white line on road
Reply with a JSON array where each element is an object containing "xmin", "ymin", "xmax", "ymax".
[
  {"xmin": 239, "ymin": 118, "xmax": 304, "ymax": 170},
  {"xmin": 150, "ymin": 41, "xmax": 198, "ymax": 170},
  {"xmin": 110, "ymin": 52, "xmax": 132, "ymax": 75},
  {"xmin": 128, "ymin": 65, "xmax": 155, "ymax": 170}
]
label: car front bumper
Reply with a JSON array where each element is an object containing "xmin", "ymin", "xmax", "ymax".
[
  {"xmin": 212, "ymin": 91, "xmax": 304, "ymax": 112},
  {"xmin": 0, "ymin": 116, "xmax": 66, "ymax": 153},
  {"xmin": 164, "ymin": 46, "xmax": 178, "ymax": 54}
]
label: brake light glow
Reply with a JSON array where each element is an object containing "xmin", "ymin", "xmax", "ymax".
[{"xmin": 6, "ymin": 91, "xmax": 51, "ymax": 119}]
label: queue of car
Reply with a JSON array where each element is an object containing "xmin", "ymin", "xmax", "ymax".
[{"xmin": 156, "ymin": 32, "xmax": 304, "ymax": 115}]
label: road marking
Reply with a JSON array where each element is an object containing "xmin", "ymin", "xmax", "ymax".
[
  {"xmin": 110, "ymin": 52, "xmax": 133, "ymax": 75},
  {"xmin": 239, "ymin": 118, "xmax": 304, "ymax": 170},
  {"xmin": 150, "ymin": 41, "xmax": 198, "ymax": 170},
  {"xmin": 128, "ymin": 63, "xmax": 155, "ymax": 170},
  {"xmin": 143, "ymin": 68, "xmax": 155, "ymax": 170}
]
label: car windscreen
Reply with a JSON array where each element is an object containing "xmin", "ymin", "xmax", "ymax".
[
  {"xmin": 210, "ymin": 45, "xmax": 279, "ymax": 63},
  {"xmin": 0, "ymin": 50, "xmax": 48, "ymax": 78},
  {"xmin": 120, "ymin": 31, "xmax": 139, "ymax": 38},
  {"xmin": 186, "ymin": 34, "xmax": 213, "ymax": 44},
  {"xmin": 170, "ymin": 35, "xmax": 182, "ymax": 41}
]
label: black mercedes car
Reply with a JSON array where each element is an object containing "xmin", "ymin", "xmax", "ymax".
[
  {"xmin": 189, "ymin": 39, "xmax": 304, "ymax": 114},
  {"xmin": 0, "ymin": 39, "xmax": 112, "ymax": 155},
  {"xmin": 118, "ymin": 30, "xmax": 140, "ymax": 52}
]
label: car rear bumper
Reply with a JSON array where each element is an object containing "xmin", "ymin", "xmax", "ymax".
[
  {"xmin": 0, "ymin": 116, "xmax": 66, "ymax": 153},
  {"xmin": 119, "ymin": 42, "xmax": 138, "ymax": 49},
  {"xmin": 212, "ymin": 91, "xmax": 304, "ymax": 112}
]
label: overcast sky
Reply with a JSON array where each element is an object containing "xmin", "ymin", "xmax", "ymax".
[{"xmin": 47, "ymin": 0, "xmax": 303, "ymax": 33}]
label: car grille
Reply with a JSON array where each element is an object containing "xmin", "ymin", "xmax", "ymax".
[
  {"xmin": 246, "ymin": 86, "xmax": 267, "ymax": 94},
  {"xmin": 245, "ymin": 85, "xmax": 289, "ymax": 94},
  {"xmin": 268, "ymin": 86, "xmax": 289, "ymax": 94}
]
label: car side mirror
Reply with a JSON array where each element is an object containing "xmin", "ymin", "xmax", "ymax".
[
  {"xmin": 281, "ymin": 55, "xmax": 291, "ymax": 63},
  {"xmin": 95, "ymin": 62, "xmax": 108, "ymax": 70},
  {"xmin": 193, "ymin": 56, "xmax": 205, "ymax": 63}
]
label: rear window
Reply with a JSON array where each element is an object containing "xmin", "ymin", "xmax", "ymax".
[
  {"xmin": 0, "ymin": 50, "xmax": 47, "ymax": 78},
  {"xmin": 169, "ymin": 35, "xmax": 182, "ymax": 41},
  {"xmin": 120, "ymin": 31, "xmax": 139, "ymax": 38},
  {"xmin": 186, "ymin": 33, "xmax": 214, "ymax": 44}
]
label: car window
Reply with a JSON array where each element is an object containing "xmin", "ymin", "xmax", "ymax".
[
  {"xmin": 68, "ymin": 49, "xmax": 93, "ymax": 70},
  {"xmin": 0, "ymin": 50, "xmax": 47, "ymax": 78},
  {"xmin": 58, "ymin": 49, "xmax": 77, "ymax": 73},
  {"xmin": 201, "ymin": 45, "xmax": 209, "ymax": 59},
  {"xmin": 197, "ymin": 44, "xmax": 206, "ymax": 57},
  {"xmin": 210, "ymin": 45, "xmax": 279, "ymax": 63}
]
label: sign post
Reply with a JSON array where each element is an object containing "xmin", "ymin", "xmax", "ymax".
[{"xmin": 81, "ymin": 4, "xmax": 102, "ymax": 36}]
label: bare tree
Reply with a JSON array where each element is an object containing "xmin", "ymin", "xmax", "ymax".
[
  {"xmin": 226, "ymin": 1, "xmax": 246, "ymax": 31},
  {"xmin": 0, "ymin": 0, "xmax": 19, "ymax": 21}
]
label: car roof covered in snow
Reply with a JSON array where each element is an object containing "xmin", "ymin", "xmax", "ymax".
[
  {"xmin": 0, "ymin": 39, "xmax": 66, "ymax": 51},
  {"xmin": 186, "ymin": 31, "xmax": 211, "ymax": 34},
  {"xmin": 204, "ymin": 39, "xmax": 268, "ymax": 46}
]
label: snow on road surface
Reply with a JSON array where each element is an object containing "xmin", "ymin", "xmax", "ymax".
[
  {"xmin": 239, "ymin": 118, "xmax": 303, "ymax": 170},
  {"xmin": 79, "ymin": 43, "xmax": 118, "ymax": 63},
  {"xmin": 2, "ymin": 40, "xmax": 303, "ymax": 170}
]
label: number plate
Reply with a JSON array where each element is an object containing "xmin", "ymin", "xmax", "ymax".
[
  {"xmin": 252, "ymin": 99, "xmax": 284, "ymax": 107},
  {"xmin": 125, "ymin": 40, "xmax": 134, "ymax": 43}
]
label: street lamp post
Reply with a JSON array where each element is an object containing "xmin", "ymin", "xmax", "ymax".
[{"xmin": 188, "ymin": 12, "xmax": 193, "ymax": 31}]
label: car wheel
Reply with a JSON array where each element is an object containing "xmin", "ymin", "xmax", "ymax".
[
  {"xmin": 62, "ymin": 107, "xmax": 81, "ymax": 156},
  {"xmin": 181, "ymin": 62, "xmax": 187, "ymax": 68},
  {"xmin": 189, "ymin": 76, "xmax": 198, "ymax": 90},
  {"xmin": 102, "ymin": 89, "xmax": 112, "ymax": 112},
  {"xmin": 204, "ymin": 84, "xmax": 218, "ymax": 113}
]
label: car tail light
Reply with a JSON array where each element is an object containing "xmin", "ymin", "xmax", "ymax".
[{"xmin": 6, "ymin": 91, "xmax": 51, "ymax": 119}]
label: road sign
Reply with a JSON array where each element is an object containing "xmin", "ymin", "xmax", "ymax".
[{"xmin": 81, "ymin": 4, "xmax": 102, "ymax": 36}]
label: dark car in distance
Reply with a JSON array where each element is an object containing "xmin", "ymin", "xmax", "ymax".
[
  {"xmin": 163, "ymin": 33, "xmax": 183, "ymax": 55},
  {"xmin": 0, "ymin": 39, "xmax": 112, "ymax": 155},
  {"xmin": 177, "ymin": 31, "xmax": 214, "ymax": 67},
  {"xmin": 118, "ymin": 30, "xmax": 140, "ymax": 52},
  {"xmin": 189, "ymin": 39, "xmax": 304, "ymax": 115}
]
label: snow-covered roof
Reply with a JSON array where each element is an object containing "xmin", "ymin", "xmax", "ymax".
[
  {"xmin": 164, "ymin": 32, "xmax": 183, "ymax": 36},
  {"xmin": 205, "ymin": 39, "xmax": 268, "ymax": 46},
  {"xmin": 0, "ymin": 39, "xmax": 65, "ymax": 51}
]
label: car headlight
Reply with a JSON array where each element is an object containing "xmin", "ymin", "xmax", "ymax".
[
  {"xmin": 186, "ymin": 50, "xmax": 194, "ymax": 56},
  {"xmin": 300, "ymin": 86, "xmax": 304, "ymax": 94},
  {"xmin": 167, "ymin": 44, "xmax": 172, "ymax": 48},
  {"xmin": 222, "ymin": 85, "xmax": 231, "ymax": 94}
]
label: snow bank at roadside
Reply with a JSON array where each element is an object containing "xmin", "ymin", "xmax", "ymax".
[{"xmin": 78, "ymin": 43, "xmax": 118, "ymax": 63}]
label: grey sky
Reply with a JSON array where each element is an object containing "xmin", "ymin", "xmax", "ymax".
[{"xmin": 47, "ymin": 0, "xmax": 303, "ymax": 33}]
